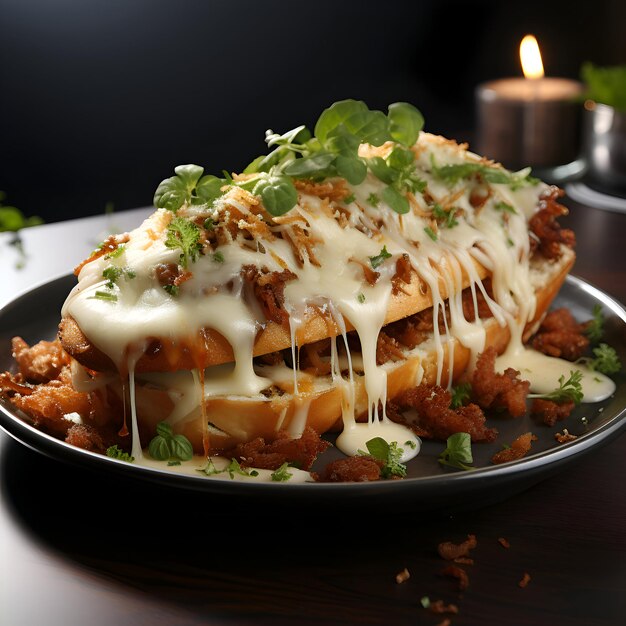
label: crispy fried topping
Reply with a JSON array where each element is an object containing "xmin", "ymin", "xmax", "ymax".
[
  {"xmin": 472, "ymin": 347, "xmax": 529, "ymax": 417},
  {"xmin": 491, "ymin": 432, "xmax": 537, "ymax": 465}
]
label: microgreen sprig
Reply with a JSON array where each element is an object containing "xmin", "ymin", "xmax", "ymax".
[{"xmin": 154, "ymin": 100, "xmax": 425, "ymax": 218}]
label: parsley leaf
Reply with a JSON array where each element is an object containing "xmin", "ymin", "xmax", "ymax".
[
  {"xmin": 438, "ymin": 432, "xmax": 474, "ymax": 470},
  {"xmin": 588, "ymin": 343, "xmax": 621, "ymax": 375},
  {"xmin": 529, "ymin": 370, "xmax": 584, "ymax": 404},
  {"xmin": 450, "ymin": 382, "xmax": 472, "ymax": 409},
  {"xmin": 165, "ymin": 217, "xmax": 202, "ymax": 268},
  {"xmin": 270, "ymin": 462, "xmax": 293, "ymax": 482},
  {"xmin": 584, "ymin": 304, "xmax": 604, "ymax": 343},
  {"xmin": 106, "ymin": 445, "xmax": 134, "ymax": 462}
]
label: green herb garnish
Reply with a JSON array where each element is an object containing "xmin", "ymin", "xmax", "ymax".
[
  {"xmin": 585, "ymin": 304, "xmax": 604, "ymax": 343},
  {"xmin": 367, "ymin": 193, "xmax": 380, "ymax": 208},
  {"xmin": 424, "ymin": 226, "xmax": 438, "ymax": 241},
  {"xmin": 529, "ymin": 370, "xmax": 584, "ymax": 404},
  {"xmin": 154, "ymin": 164, "xmax": 226, "ymax": 211},
  {"xmin": 357, "ymin": 292, "xmax": 366, "ymax": 303},
  {"xmin": 369, "ymin": 245, "xmax": 392, "ymax": 269},
  {"xmin": 106, "ymin": 445, "xmax": 134, "ymax": 462},
  {"xmin": 90, "ymin": 290, "xmax": 118, "ymax": 302},
  {"xmin": 163, "ymin": 284, "xmax": 179, "ymax": 296},
  {"xmin": 431, "ymin": 158, "xmax": 538, "ymax": 189},
  {"xmin": 148, "ymin": 422, "xmax": 193, "ymax": 463},
  {"xmin": 438, "ymin": 432, "xmax": 474, "ymax": 470},
  {"xmin": 165, "ymin": 216, "xmax": 202, "ymax": 268},
  {"xmin": 450, "ymin": 382, "xmax": 472, "ymax": 409},
  {"xmin": 587, "ymin": 343, "xmax": 621, "ymax": 375},
  {"xmin": 359, "ymin": 437, "xmax": 407, "ymax": 479},
  {"xmin": 156, "ymin": 100, "xmax": 425, "ymax": 217},
  {"xmin": 494, "ymin": 200, "xmax": 517, "ymax": 215},
  {"xmin": 432, "ymin": 203, "xmax": 459, "ymax": 228},
  {"xmin": 270, "ymin": 462, "xmax": 293, "ymax": 482}
]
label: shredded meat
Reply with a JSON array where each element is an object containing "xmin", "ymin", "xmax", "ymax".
[
  {"xmin": 529, "ymin": 187, "xmax": 575, "ymax": 259},
  {"xmin": 376, "ymin": 331, "xmax": 406, "ymax": 365},
  {"xmin": 383, "ymin": 310, "xmax": 434, "ymax": 350},
  {"xmin": 227, "ymin": 427, "xmax": 330, "ymax": 471},
  {"xmin": 11, "ymin": 337, "xmax": 70, "ymax": 383},
  {"xmin": 392, "ymin": 384, "xmax": 498, "ymax": 442},
  {"xmin": 491, "ymin": 432, "xmax": 537, "ymax": 464},
  {"xmin": 531, "ymin": 308, "xmax": 589, "ymax": 360},
  {"xmin": 242, "ymin": 265, "xmax": 297, "ymax": 326},
  {"xmin": 154, "ymin": 263, "xmax": 193, "ymax": 288},
  {"xmin": 438, "ymin": 534, "xmax": 477, "ymax": 561},
  {"xmin": 472, "ymin": 347, "xmax": 530, "ymax": 417},
  {"xmin": 315, "ymin": 455, "xmax": 383, "ymax": 482},
  {"xmin": 530, "ymin": 398, "xmax": 575, "ymax": 426},
  {"xmin": 392, "ymin": 253, "xmax": 413, "ymax": 295}
]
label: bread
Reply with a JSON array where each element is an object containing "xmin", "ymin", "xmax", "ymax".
[{"xmin": 57, "ymin": 104, "xmax": 578, "ymax": 458}]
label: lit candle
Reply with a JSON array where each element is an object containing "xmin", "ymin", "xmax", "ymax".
[{"xmin": 475, "ymin": 35, "xmax": 583, "ymax": 170}]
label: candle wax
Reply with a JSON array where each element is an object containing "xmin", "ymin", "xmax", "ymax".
[{"xmin": 481, "ymin": 77, "xmax": 582, "ymax": 101}]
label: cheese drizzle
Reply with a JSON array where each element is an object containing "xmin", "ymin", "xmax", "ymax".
[{"xmin": 62, "ymin": 132, "xmax": 615, "ymax": 479}]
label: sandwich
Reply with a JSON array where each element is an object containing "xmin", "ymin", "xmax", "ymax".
[{"xmin": 4, "ymin": 100, "xmax": 613, "ymax": 476}]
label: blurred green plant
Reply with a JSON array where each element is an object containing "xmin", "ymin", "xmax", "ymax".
[
  {"xmin": 0, "ymin": 192, "xmax": 43, "ymax": 232},
  {"xmin": 580, "ymin": 62, "xmax": 626, "ymax": 112}
]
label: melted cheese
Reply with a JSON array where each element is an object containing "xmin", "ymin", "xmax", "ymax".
[{"xmin": 63, "ymin": 132, "xmax": 596, "ymax": 476}]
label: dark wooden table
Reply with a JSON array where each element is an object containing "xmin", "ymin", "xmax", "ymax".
[{"xmin": 1, "ymin": 196, "xmax": 625, "ymax": 626}]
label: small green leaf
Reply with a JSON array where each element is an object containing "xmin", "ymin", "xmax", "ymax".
[
  {"xmin": 381, "ymin": 186, "xmax": 410, "ymax": 214},
  {"xmin": 154, "ymin": 164, "xmax": 205, "ymax": 211},
  {"xmin": 367, "ymin": 156, "xmax": 398, "ymax": 184},
  {"xmin": 194, "ymin": 175, "xmax": 226, "ymax": 206},
  {"xmin": 365, "ymin": 437, "xmax": 390, "ymax": 460},
  {"xmin": 171, "ymin": 435, "xmax": 194, "ymax": 461},
  {"xmin": 283, "ymin": 152, "xmax": 336, "ymax": 178},
  {"xmin": 270, "ymin": 462, "xmax": 293, "ymax": 482},
  {"xmin": 439, "ymin": 432, "xmax": 474, "ymax": 470},
  {"xmin": 334, "ymin": 154, "xmax": 367, "ymax": 185},
  {"xmin": 148, "ymin": 436, "xmax": 171, "ymax": 461},
  {"xmin": 253, "ymin": 175, "xmax": 298, "ymax": 216},
  {"xmin": 388, "ymin": 102, "xmax": 424, "ymax": 147},
  {"xmin": 369, "ymin": 245, "xmax": 392, "ymax": 269},
  {"xmin": 314, "ymin": 99, "xmax": 370, "ymax": 144}
]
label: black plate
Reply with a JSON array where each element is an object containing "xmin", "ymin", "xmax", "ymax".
[{"xmin": 1, "ymin": 273, "xmax": 625, "ymax": 510}]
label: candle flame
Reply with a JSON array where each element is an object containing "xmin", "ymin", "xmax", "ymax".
[{"xmin": 520, "ymin": 35, "xmax": 544, "ymax": 79}]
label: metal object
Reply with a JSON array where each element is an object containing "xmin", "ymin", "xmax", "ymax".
[
  {"xmin": 581, "ymin": 101, "xmax": 626, "ymax": 192},
  {"xmin": 475, "ymin": 78, "xmax": 583, "ymax": 170}
]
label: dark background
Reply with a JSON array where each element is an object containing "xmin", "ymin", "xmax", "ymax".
[{"xmin": 1, "ymin": 0, "xmax": 625, "ymax": 225}]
